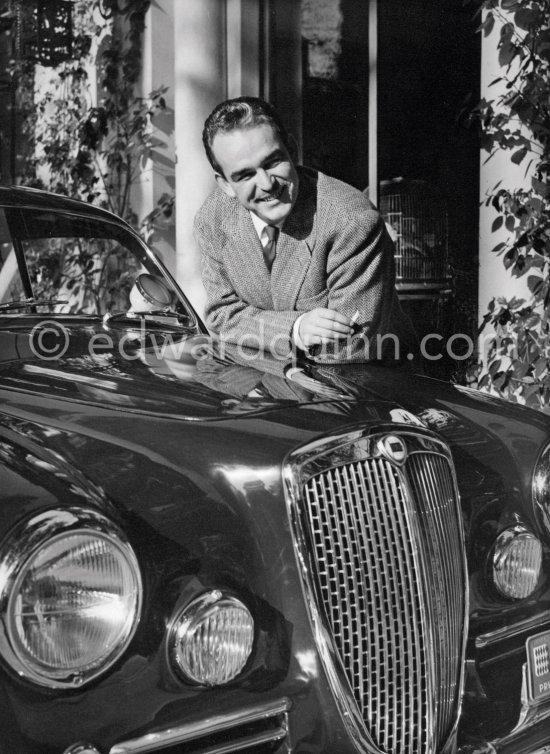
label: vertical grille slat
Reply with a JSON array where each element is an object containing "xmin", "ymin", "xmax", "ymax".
[
  {"xmin": 407, "ymin": 452, "xmax": 465, "ymax": 744},
  {"xmin": 294, "ymin": 432, "xmax": 466, "ymax": 754}
]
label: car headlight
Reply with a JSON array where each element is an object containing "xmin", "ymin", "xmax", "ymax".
[
  {"xmin": 168, "ymin": 591, "xmax": 254, "ymax": 686},
  {"xmin": 0, "ymin": 508, "xmax": 142, "ymax": 689},
  {"xmin": 492, "ymin": 525, "xmax": 542, "ymax": 599},
  {"xmin": 533, "ymin": 441, "xmax": 550, "ymax": 538}
]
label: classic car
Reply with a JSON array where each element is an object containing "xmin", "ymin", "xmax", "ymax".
[{"xmin": 0, "ymin": 185, "xmax": 550, "ymax": 754}]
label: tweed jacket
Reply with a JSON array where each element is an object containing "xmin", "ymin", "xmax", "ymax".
[{"xmin": 195, "ymin": 166, "xmax": 418, "ymax": 363}]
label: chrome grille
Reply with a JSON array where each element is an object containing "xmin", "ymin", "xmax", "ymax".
[{"xmin": 289, "ymin": 430, "xmax": 466, "ymax": 754}]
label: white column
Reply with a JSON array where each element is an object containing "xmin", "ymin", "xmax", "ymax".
[
  {"xmin": 478, "ymin": 13, "xmax": 529, "ymax": 323},
  {"xmin": 174, "ymin": 0, "xmax": 227, "ymax": 317},
  {"xmin": 136, "ymin": 0, "xmax": 176, "ymax": 273},
  {"xmin": 226, "ymin": 0, "xmax": 262, "ymax": 98},
  {"xmin": 368, "ymin": 0, "xmax": 377, "ymax": 208}
]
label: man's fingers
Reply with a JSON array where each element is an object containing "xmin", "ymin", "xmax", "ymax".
[
  {"xmin": 313, "ymin": 323, "xmax": 350, "ymax": 337},
  {"xmin": 314, "ymin": 308, "xmax": 353, "ymax": 326},
  {"xmin": 298, "ymin": 307, "xmax": 359, "ymax": 347}
]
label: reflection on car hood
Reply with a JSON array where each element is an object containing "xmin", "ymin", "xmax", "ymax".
[
  {"xmin": 0, "ymin": 318, "xmax": 549, "ymax": 440},
  {"xmin": 0, "ymin": 319, "xmax": 399, "ymax": 421}
]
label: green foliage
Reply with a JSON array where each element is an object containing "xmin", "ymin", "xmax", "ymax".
[
  {"xmin": 7, "ymin": 0, "xmax": 173, "ymax": 313},
  {"xmin": 26, "ymin": 235, "xmax": 139, "ymax": 316},
  {"xmin": 469, "ymin": 0, "xmax": 550, "ymax": 410},
  {"xmin": 11, "ymin": 0, "xmax": 172, "ymax": 224}
]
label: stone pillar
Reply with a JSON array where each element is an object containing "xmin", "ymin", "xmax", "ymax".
[
  {"xmin": 478, "ymin": 13, "xmax": 529, "ymax": 324},
  {"xmin": 173, "ymin": 0, "xmax": 226, "ymax": 317},
  {"xmin": 226, "ymin": 0, "xmax": 263, "ymax": 98},
  {"xmin": 137, "ymin": 0, "xmax": 176, "ymax": 273}
]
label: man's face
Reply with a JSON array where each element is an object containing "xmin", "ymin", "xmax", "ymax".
[{"xmin": 211, "ymin": 123, "xmax": 299, "ymax": 225}]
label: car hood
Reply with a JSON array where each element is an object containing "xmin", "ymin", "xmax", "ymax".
[
  {"xmin": 0, "ymin": 318, "xmax": 415, "ymax": 420},
  {"xmin": 1, "ymin": 316, "xmax": 549, "ymax": 474},
  {"xmin": 0, "ymin": 317, "xmax": 547, "ymax": 433}
]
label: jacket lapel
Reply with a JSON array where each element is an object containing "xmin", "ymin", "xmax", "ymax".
[
  {"xmin": 271, "ymin": 173, "xmax": 317, "ymax": 309},
  {"xmin": 221, "ymin": 201, "xmax": 274, "ymax": 307},
  {"xmin": 270, "ymin": 233, "xmax": 312, "ymax": 310}
]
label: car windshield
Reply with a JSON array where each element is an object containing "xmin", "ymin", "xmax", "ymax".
[{"xmin": 0, "ymin": 206, "xmax": 177, "ymax": 317}]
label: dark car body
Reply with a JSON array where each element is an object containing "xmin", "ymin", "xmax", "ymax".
[{"xmin": 1, "ymin": 186, "xmax": 550, "ymax": 754}]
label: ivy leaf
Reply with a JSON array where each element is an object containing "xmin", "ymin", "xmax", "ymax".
[
  {"xmin": 481, "ymin": 11, "xmax": 495, "ymax": 35},
  {"xmin": 523, "ymin": 385, "xmax": 541, "ymax": 409},
  {"xmin": 513, "ymin": 360, "xmax": 530, "ymax": 379},
  {"xmin": 511, "ymin": 145, "xmax": 528, "ymax": 164},
  {"xmin": 478, "ymin": 373, "xmax": 490, "ymax": 389},
  {"xmin": 534, "ymin": 359, "xmax": 547, "ymax": 379},
  {"xmin": 499, "ymin": 38, "xmax": 518, "ymax": 67},
  {"xmin": 489, "ymin": 358, "xmax": 502, "ymax": 377},
  {"xmin": 532, "ymin": 177, "xmax": 550, "ymax": 199},
  {"xmin": 515, "ymin": 7, "xmax": 542, "ymax": 31},
  {"xmin": 527, "ymin": 274, "xmax": 544, "ymax": 295},
  {"xmin": 503, "ymin": 249, "xmax": 517, "ymax": 268},
  {"xmin": 492, "ymin": 215, "xmax": 504, "ymax": 232}
]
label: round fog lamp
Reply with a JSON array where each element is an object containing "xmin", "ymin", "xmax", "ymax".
[
  {"xmin": 169, "ymin": 591, "xmax": 254, "ymax": 686},
  {"xmin": 493, "ymin": 526, "xmax": 542, "ymax": 599}
]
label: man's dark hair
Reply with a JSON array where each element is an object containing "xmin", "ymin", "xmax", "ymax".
[{"xmin": 202, "ymin": 96, "xmax": 291, "ymax": 176}]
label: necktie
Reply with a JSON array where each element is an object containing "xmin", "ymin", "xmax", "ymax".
[{"xmin": 262, "ymin": 225, "xmax": 278, "ymax": 271}]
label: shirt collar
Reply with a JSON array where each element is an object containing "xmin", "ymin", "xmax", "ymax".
[{"xmin": 249, "ymin": 211, "xmax": 283, "ymax": 239}]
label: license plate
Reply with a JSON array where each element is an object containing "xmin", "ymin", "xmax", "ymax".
[{"xmin": 526, "ymin": 630, "xmax": 550, "ymax": 702}]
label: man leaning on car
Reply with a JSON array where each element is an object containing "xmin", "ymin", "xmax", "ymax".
[{"xmin": 194, "ymin": 96, "xmax": 419, "ymax": 364}]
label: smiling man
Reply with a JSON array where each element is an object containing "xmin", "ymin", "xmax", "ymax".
[{"xmin": 195, "ymin": 96, "xmax": 418, "ymax": 362}]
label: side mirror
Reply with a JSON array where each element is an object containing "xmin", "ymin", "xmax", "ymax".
[{"xmin": 128, "ymin": 273, "xmax": 174, "ymax": 313}]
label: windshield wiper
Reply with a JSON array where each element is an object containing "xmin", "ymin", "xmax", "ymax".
[{"xmin": 0, "ymin": 298, "xmax": 68, "ymax": 312}]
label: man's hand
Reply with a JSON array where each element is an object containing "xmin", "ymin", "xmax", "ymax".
[{"xmin": 298, "ymin": 308, "xmax": 354, "ymax": 347}]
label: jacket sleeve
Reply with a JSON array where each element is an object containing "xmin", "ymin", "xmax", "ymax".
[
  {"xmin": 326, "ymin": 211, "xmax": 396, "ymax": 332},
  {"xmin": 313, "ymin": 208, "xmax": 417, "ymax": 363},
  {"xmin": 195, "ymin": 212, "xmax": 301, "ymax": 358}
]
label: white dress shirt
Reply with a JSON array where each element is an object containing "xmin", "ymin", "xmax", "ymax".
[{"xmin": 249, "ymin": 212, "xmax": 307, "ymax": 350}]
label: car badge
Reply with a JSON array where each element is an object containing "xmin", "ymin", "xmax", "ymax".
[{"xmin": 378, "ymin": 434, "xmax": 408, "ymax": 465}]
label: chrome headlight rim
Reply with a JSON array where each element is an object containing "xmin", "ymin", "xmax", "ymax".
[
  {"xmin": 0, "ymin": 506, "xmax": 142, "ymax": 689},
  {"xmin": 533, "ymin": 439, "xmax": 550, "ymax": 540},
  {"xmin": 167, "ymin": 590, "xmax": 255, "ymax": 687}
]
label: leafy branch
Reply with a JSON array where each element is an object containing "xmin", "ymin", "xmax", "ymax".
[
  {"xmin": 10, "ymin": 0, "xmax": 172, "ymax": 224},
  {"xmin": 5, "ymin": 0, "xmax": 174, "ymax": 314},
  {"xmin": 468, "ymin": 0, "xmax": 550, "ymax": 410}
]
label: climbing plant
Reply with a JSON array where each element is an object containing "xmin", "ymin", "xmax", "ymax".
[
  {"xmin": 9, "ymin": 0, "xmax": 171, "ymax": 225},
  {"xmin": 4, "ymin": 0, "xmax": 173, "ymax": 312},
  {"xmin": 469, "ymin": 0, "xmax": 550, "ymax": 410}
]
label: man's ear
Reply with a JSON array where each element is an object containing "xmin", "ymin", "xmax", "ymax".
[{"xmin": 215, "ymin": 173, "xmax": 236, "ymax": 198}]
